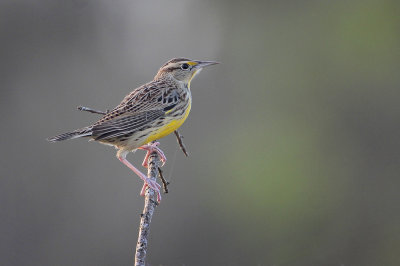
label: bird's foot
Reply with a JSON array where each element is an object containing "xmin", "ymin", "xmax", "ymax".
[
  {"xmin": 118, "ymin": 154, "xmax": 162, "ymax": 203},
  {"xmin": 139, "ymin": 142, "xmax": 167, "ymax": 167},
  {"xmin": 140, "ymin": 179, "xmax": 162, "ymax": 202}
]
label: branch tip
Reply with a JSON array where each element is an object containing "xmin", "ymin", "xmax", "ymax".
[{"xmin": 174, "ymin": 130, "xmax": 189, "ymax": 157}]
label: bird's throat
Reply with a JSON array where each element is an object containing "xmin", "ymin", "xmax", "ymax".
[{"xmin": 188, "ymin": 68, "xmax": 202, "ymax": 89}]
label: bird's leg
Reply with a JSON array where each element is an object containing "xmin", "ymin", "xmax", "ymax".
[
  {"xmin": 138, "ymin": 142, "xmax": 167, "ymax": 168},
  {"xmin": 118, "ymin": 155, "xmax": 162, "ymax": 202}
]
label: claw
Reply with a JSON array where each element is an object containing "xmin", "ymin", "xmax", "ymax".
[
  {"xmin": 140, "ymin": 181, "xmax": 162, "ymax": 202},
  {"xmin": 139, "ymin": 142, "xmax": 167, "ymax": 167}
]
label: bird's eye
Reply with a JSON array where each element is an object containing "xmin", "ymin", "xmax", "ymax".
[{"xmin": 181, "ymin": 63, "xmax": 190, "ymax": 70}]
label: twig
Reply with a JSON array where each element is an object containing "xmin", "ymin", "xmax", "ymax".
[
  {"xmin": 158, "ymin": 167, "xmax": 169, "ymax": 193},
  {"xmin": 78, "ymin": 105, "xmax": 189, "ymax": 157},
  {"xmin": 135, "ymin": 151, "xmax": 160, "ymax": 266},
  {"xmin": 174, "ymin": 130, "xmax": 189, "ymax": 157},
  {"xmin": 77, "ymin": 105, "xmax": 108, "ymax": 115}
]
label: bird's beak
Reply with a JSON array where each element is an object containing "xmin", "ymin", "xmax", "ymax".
[{"xmin": 194, "ymin": 61, "xmax": 220, "ymax": 68}]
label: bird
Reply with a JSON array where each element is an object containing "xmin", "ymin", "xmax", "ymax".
[{"xmin": 47, "ymin": 58, "xmax": 219, "ymax": 202}]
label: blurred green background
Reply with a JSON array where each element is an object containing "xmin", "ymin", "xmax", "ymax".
[{"xmin": 1, "ymin": 0, "xmax": 399, "ymax": 265}]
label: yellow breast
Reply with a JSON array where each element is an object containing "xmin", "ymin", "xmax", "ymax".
[{"xmin": 145, "ymin": 102, "xmax": 191, "ymax": 144}]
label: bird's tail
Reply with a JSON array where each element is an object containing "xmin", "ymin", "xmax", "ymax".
[{"xmin": 47, "ymin": 127, "xmax": 92, "ymax": 142}]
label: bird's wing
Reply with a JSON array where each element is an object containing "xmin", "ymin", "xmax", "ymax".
[
  {"xmin": 92, "ymin": 110, "xmax": 165, "ymax": 140},
  {"xmin": 92, "ymin": 82, "xmax": 181, "ymax": 140}
]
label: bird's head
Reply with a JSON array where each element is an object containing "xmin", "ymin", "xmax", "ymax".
[{"xmin": 154, "ymin": 58, "xmax": 219, "ymax": 85}]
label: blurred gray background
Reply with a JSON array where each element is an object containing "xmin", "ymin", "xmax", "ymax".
[{"xmin": 1, "ymin": 0, "xmax": 399, "ymax": 265}]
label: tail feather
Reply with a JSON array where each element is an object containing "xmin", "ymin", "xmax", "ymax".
[{"xmin": 47, "ymin": 127, "xmax": 92, "ymax": 142}]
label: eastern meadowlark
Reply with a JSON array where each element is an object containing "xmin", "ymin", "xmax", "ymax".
[{"xmin": 47, "ymin": 58, "xmax": 219, "ymax": 202}]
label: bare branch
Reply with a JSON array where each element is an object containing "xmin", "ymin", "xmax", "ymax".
[
  {"xmin": 174, "ymin": 130, "xmax": 189, "ymax": 157},
  {"xmin": 76, "ymin": 105, "xmax": 174, "ymax": 265},
  {"xmin": 135, "ymin": 151, "xmax": 160, "ymax": 266}
]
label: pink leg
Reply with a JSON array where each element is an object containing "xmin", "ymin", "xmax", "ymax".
[
  {"xmin": 138, "ymin": 142, "xmax": 167, "ymax": 167},
  {"xmin": 118, "ymin": 155, "xmax": 162, "ymax": 202}
]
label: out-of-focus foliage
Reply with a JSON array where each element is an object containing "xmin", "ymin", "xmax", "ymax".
[{"xmin": 1, "ymin": 0, "xmax": 399, "ymax": 265}]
